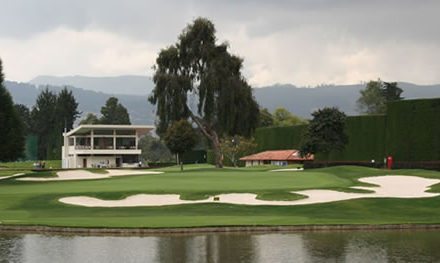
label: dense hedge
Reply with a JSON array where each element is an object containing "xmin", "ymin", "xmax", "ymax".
[
  {"xmin": 255, "ymin": 98, "xmax": 440, "ymax": 163},
  {"xmin": 321, "ymin": 115, "xmax": 386, "ymax": 162},
  {"xmin": 254, "ymin": 125, "xmax": 307, "ymax": 152},
  {"xmin": 386, "ymin": 99, "xmax": 440, "ymax": 161},
  {"xmin": 181, "ymin": 150, "xmax": 207, "ymax": 164},
  {"xmin": 24, "ymin": 135, "xmax": 38, "ymax": 161}
]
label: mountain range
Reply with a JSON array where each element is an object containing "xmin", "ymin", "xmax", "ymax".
[{"xmin": 6, "ymin": 75, "xmax": 440, "ymax": 125}]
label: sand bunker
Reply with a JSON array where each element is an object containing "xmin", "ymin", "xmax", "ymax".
[
  {"xmin": 0, "ymin": 173, "xmax": 24, "ymax": 181},
  {"xmin": 59, "ymin": 175, "xmax": 440, "ymax": 207},
  {"xmin": 270, "ymin": 168, "xmax": 304, "ymax": 172},
  {"xmin": 18, "ymin": 169, "xmax": 162, "ymax": 181}
]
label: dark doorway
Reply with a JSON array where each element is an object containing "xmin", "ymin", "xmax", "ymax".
[
  {"xmin": 116, "ymin": 157, "xmax": 122, "ymax": 167},
  {"xmin": 83, "ymin": 158, "xmax": 87, "ymax": 168}
]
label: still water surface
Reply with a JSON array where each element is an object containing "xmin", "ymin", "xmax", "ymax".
[{"xmin": 1, "ymin": 230, "xmax": 439, "ymax": 263}]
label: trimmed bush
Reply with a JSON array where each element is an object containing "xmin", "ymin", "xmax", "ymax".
[
  {"xmin": 321, "ymin": 115, "xmax": 386, "ymax": 162},
  {"xmin": 254, "ymin": 98, "xmax": 440, "ymax": 163},
  {"xmin": 386, "ymin": 98, "xmax": 440, "ymax": 161},
  {"xmin": 254, "ymin": 125, "xmax": 307, "ymax": 152}
]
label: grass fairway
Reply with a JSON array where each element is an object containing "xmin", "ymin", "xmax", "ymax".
[{"xmin": 1, "ymin": 165, "xmax": 440, "ymax": 228}]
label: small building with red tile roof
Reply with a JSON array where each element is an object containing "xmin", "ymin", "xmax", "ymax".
[{"xmin": 239, "ymin": 150, "xmax": 314, "ymax": 167}]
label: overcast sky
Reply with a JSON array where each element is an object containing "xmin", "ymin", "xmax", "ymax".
[{"xmin": 1, "ymin": 0, "xmax": 439, "ymax": 87}]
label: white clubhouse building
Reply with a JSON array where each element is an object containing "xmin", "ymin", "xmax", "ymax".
[{"xmin": 62, "ymin": 124, "xmax": 154, "ymax": 169}]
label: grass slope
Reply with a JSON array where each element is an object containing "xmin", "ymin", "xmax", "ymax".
[{"xmin": 0, "ymin": 165, "xmax": 439, "ymax": 228}]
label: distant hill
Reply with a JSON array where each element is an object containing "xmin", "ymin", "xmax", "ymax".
[
  {"xmin": 253, "ymin": 82, "xmax": 440, "ymax": 117},
  {"xmin": 30, "ymin": 75, "xmax": 154, "ymax": 95},
  {"xmin": 6, "ymin": 76, "xmax": 440, "ymax": 125},
  {"xmin": 5, "ymin": 81, "xmax": 155, "ymax": 125}
]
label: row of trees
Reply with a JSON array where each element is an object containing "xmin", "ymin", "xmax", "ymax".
[
  {"xmin": 15, "ymin": 88, "xmax": 80, "ymax": 160},
  {"xmin": 259, "ymin": 107, "xmax": 307, "ymax": 127},
  {"xmin": 1, "ymin": 55, "xmax": 132, "ymax": 162},
  {"xmin": 80, "ymin": 97, "xmax": 131, "ymax": 125},
  {"xmin": 0, "ymin": 59, "xmax": 25, "ymax": 161},
  {"xmin": 149, "ymin": 18, "xmax": 259, "ymax": 168},
  {"xmin": 148, "ymin": 18, "xmax": 347, "ymax": 168},
  {"xmin": 356, "ymin": 79, "xmax": 403, "ymax": 114}
]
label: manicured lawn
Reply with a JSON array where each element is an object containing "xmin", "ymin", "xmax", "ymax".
[
  {"xmin": 0, "ymin": 165, "xmax": 440, "ymax": 228},
  {"xmin": 0, "ymin": 160, "xmax": 61, "ymax": 169}
]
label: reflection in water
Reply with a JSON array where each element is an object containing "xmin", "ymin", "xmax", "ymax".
[{"xmin": 1, "ymin": 230, "xmax": 440, "ymax": 262}]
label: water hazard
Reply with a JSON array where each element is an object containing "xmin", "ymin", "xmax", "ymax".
[{"xmin": 1, "ymin": 230, "xmax": 439, "ymax": 262}]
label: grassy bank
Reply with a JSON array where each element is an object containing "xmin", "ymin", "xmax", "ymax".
[
  {"xmin": 0, "ymin": 160, "xmax": 61, "ymax": 169},
  {"xmin": 0, "ymin": 165, "xmax": 440, "ymax": 228}
]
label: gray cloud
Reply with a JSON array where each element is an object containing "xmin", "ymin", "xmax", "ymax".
[{"xmin": 0, "ymin": 0, "xmax": 439, "ymax": 85}]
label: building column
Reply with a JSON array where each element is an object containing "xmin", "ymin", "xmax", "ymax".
[
  {"xmin": 135, "ymin": 130, "xmax": 139, "ymax": 149},
  {"xmin": 113, "ymin": 129, "xmax": 116, "ymax": 150},
  {"xmin": 91, "ymin": 129, "xmax": 94, "ymax": 149}
]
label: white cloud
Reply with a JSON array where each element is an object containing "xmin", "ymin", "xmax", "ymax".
[
  {"xmin": 0, "ymin": 27, "xmax": 160, "ymax": 81},
  {"xmin": 221, "ymin": 24, "xmax": 440, "ymax": 87},
  {"xmin": 1, "ymin": 4, "xmax": 440, "ymax": 88}
]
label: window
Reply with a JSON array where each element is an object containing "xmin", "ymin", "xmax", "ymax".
[
  {"xmin": 116, "ymin": 129, "xmax": 136, "ymax": 135},
  {"xmin": 94, "ymin": 129, "xmax": 113, "ymax": 135},
  {"xmin": 93, "ymin": 138, "xmax": 114, "ymax": 149},
  {"xmin": 116, "ymin": 138, "xmax": 136, "ymax": 149}
]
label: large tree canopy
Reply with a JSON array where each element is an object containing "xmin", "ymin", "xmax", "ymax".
[
  {"xmin": 356, "ymin": 80, "xmax": 403, "ymax": 115},
  {"xmin": 163, "ymin": 119, "xmax": 197, "ymax": 170},
  {"xmin": 100, "ymin": 97, "xmax": 131, "ymax": 125},
  {"xmin": 300, "ymin": 107, "xmax": 348, "ymax": 156},
  {"xmin": 31, "ymin": 87, "xmax": 80, "ymax": 159},
  {"xmin": 273, "ymin": 107, "xmax": 308, "ymax": 126},
  {"xmin": 149, "ymin": 17, "xmax": 259, "ymax": 168},
  {"xmin": 0, "ymin": 59, "xmax": 25, "ymax": 161}
]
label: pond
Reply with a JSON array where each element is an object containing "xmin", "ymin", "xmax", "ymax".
[{"xmin": 1, "ymin": 230, "xmax": 439, "ymax": 262}]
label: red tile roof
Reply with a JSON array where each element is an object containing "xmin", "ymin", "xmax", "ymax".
[{"xmin": 240, "ymin": 150, "xmax": 314, "ymax": 161}]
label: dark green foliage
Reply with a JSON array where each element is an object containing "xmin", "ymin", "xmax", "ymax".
[
  {"xmin": 386, "ymin": 98, "xmax": 440, "ymax": 161},
  {"xmin": 138, "ymin": 134, "xmax": 174, "ymax": 163},
  {"xmin": 319, "ymin": 115, "xmax": 386, "ymax": 161},
  {"xmin": 258, "ymin": 108, "xmax": 274, "ymax": 127},
  {"xmin": 357, "ymin": 80, "xmax": 404, "ymax": 115},
  {"xmin": 79, "ymin": 113, "xmax": 100, "ymax": 124},
  {"xmin": 256, "ymin": 98, "xmax": 440, "ymax": 162},
  {"xmin": 14, "ymin": 104, "xmax": 31, "ymax": 135},
  {"xmin": 273, "ymin": 107, "xmax": 307, "ymax": 126},
  {"xmin": 149, "ymin": 17, "xmax": 259, "ymax": 167},
  {"xmin": 382, "ymin": 82, "xmax": 403, "ymax": 102},
  {"xmin": 356, "ymin": 80, "xmax": 386, "ymax": 114},
  {"xmin": 31, "ymin": 87, "xmax": 80, "ymax": 160},
  {"xmin": 180, "ymin": 150, "xmax": 207, "ymax": 164},
  {"xmin": 56, "ymin": 88, "xmax": 80, "ymax": 131},
  {"xmin": 0, "ymin": 59, "xmax": 25, "ymax": 161},
  {"xmin": 255, "ymin": 125, "xmax": 307, "ymax": 152},
  {"xmin": 300, "ymin": 107, "xmax": 348, "ymax": 155},
  {"xmin": 30, "ymin": 88, "xmax": 57, "ymax": 159},
  {"xmin": 24, "ymin": 135, "xmax": 38, "ymax": 160},
  {"xmin": 164, "ymin": 120, "xmax": 197, "ymax": 157},
  {"xmin": 220, "ymin": 136, "xmax": 257, "ymax": 167},
  {"xmin": 100, "ymin": 97, "xmax": 131, "ymax": 124}
]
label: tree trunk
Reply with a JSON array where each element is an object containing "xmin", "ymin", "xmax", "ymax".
[
  {"xmin": 210, "ymin": 132, "xmax": 223, "ymax": 168},
  {"xmin": 188, "ymin": 113, "xmax": 223, "ymax": 168}
]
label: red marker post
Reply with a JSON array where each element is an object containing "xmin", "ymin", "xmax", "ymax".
[{"xmin": 387, "ymin": 155, "xmax": 393, "ymax": 170}]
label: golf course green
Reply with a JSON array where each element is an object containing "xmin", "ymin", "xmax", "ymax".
[{"xmin": 1, "ymin": 164, "xmax": 440, "ymax": 228}]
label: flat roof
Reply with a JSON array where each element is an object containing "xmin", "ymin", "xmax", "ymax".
[{"xmin": 64, "ymin": 124, "xmax": 155, "ymax": 137}]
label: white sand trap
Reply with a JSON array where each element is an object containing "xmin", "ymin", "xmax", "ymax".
[
  {"xmin": 18, "ymin": 169, "xmax": 162, "ymax": 181},
  {"xmin": 59, "ymin": 175, "xmax": 440, "ymax": 207},
  {"xmin": 270, "ymin": 168, "xmax": 304, "ymax": 172},
  {"xmin": 0, "ymin": 173, "xmax": 24, "ymax": 181}
]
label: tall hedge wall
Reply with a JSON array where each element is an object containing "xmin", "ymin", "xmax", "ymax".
[
  {"xmin": 254, "ymin": 125, "xmax": 307, "ymax": 152},
  {"xmin": 322, "ymin": 115, "xmax": 386, "ymax": 161},
  {"xmin": 386, "ymin": 98, "xmax": 440, "ymax": 161},
  {"xmin": 254, "ymin": 98, "xmax": 440, "ymax": 162}
]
